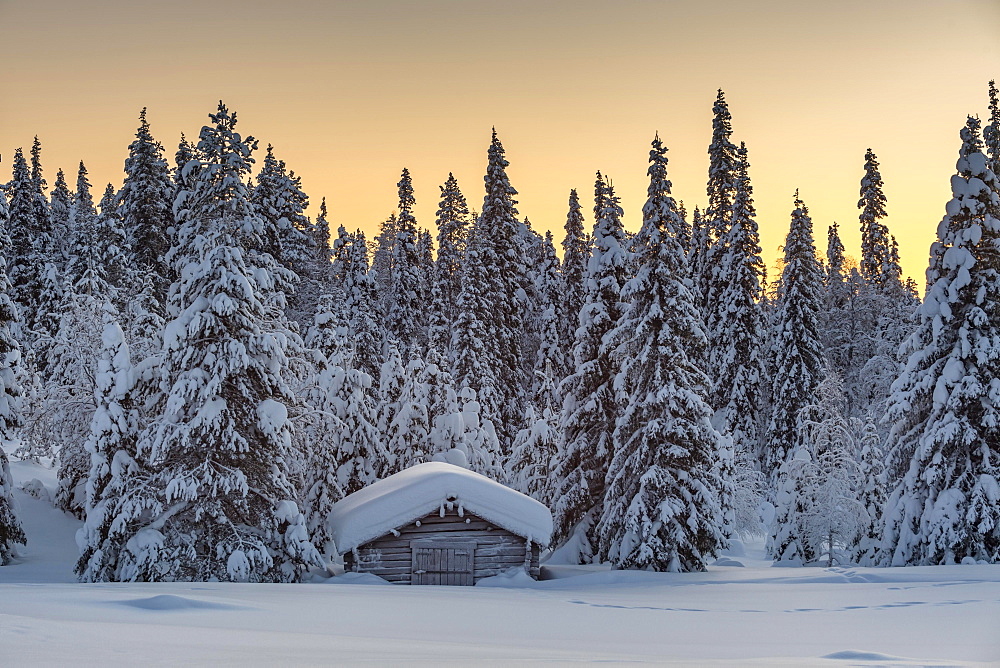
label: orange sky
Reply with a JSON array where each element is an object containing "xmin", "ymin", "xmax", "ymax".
[{"xmin": 2, "ymin": 0, "xmax": 999, "ymax": 283}]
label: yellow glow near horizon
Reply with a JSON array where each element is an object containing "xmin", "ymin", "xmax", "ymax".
[{"xmin": 2, "ymin": 0, "xmax": 999, "ymax": 284}]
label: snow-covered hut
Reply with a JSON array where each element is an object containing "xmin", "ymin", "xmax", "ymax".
[{"xmin": 328, "ymin": 462, "xmax": 552, "ymax": 585}]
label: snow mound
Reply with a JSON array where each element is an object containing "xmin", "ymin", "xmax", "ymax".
[
  {"xmin": 328, "ymin": 462, "xmax": 552, "ymax": 554},
  {"xmin": 822, "ymin": 650, "xmax": 910, "ymax": 661},
  {"xmin": 475, "ymin": 567, "xmax": 539, "ymax": 588},
  {"xmin": 712, "ymin": 558, "xmax": 745, "ymax": 567},
  {"xmin": 114, "ymin": 595, "xmax": 243, "ymax": 611},
  {"xmin": 325, "ymin": 572, "xmax": 393, "ymax": 586}
]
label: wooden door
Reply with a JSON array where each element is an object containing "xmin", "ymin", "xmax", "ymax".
[{"xmin": 410, "ymin": 540, "xmax": 476, "ymax": 585}]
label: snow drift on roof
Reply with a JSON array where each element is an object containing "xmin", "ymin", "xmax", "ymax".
[{"xmin": 328, "ymin": 462, "xmax": 553, "ymax": 554}]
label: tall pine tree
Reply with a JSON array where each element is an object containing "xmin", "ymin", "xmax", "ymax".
[
  {"xmin": 880, "ymin": 117, "xmax": 1000, "ymax": 566},
  {"xmin": 763, "ymin": 192, "xmax": 825, "ymax": 486},
  {"xmin": 598, "ymin": 135, "xmax": 730, "ymax": 572},
  {"xmin": 117, "ymin": 102, "xmax": 321, "ymax": 582},
  {"xmin": 550, "ymin": 172, "xmax": 628, "ymax": 560}
]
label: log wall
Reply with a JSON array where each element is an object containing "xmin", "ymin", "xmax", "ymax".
[{"xmin": 343, "ymin": 507, "xmax": 541, "ymax": 585}]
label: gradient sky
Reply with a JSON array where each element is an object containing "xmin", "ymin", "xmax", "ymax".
[{"xmin": 2, "ymin": 0, "xmax": 999, "ymax": 282}]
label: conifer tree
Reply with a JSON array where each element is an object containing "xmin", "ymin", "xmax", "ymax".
[
  {"xmin": 700, "ymin": 89, "xmax": 740, "ymax": 311},
  {"xmin": 452, "ymin": 130, "xmax": 527, "ymax": 453},
  {"xmin": 597, "ymin": 136, "xmax": 730, "ymax": 572},
  {"xmin": 49, "ymin": 168, "xmax": 73, "ymax": 266},
  {"xmin": 65, "ymin": 161, "xmax": 101, "ymax": 294},
  {"xmin": 75, "ymin": 314, "xmax": 140, "ymax": 581},
  {"xmin": 821, "ymin": 223, "xmax": 857, "ymax": 402},
  {"xmin": 253, "ymin": 145, "xmax": 321, "ymax": 325},
  {"xmin": 708, "ymin": 142, "xmax": 766, "ymax": 455},
  {"xmin": 507, "ymin": 404, "xmax": 559, "ymax": 503},
  {"xmin": 377, "ymin": 342, "xmax": 406, "ymax": 475},
  {"xmin": 6, "ymin": 148, "xmax": 42, "ymax": 328},
  {"xmin": 549, "ymin": 172, "xmax": 628, "ymax": 558},
  {"xmin": 763, "ymin": 193, "xmax": 825, "ymax": 484},
  {"xmin": 853, "ymin": 417, "xmax": 886, "ymax": 565},
  {"xmin": 881, "ymin": 117, "xmax": 1000, "ymax": 566},
  {"xmin": 858, "ymin": 149, "xmax": 896, "ymax": 289},
  {"xmin": 384, "ymin": 168, "xmax": 427, "ymax": 349},
  {"xmin": 560, "ymin": 188, "xmax": 589, "ymax": 352},
  {"xmin": 385, "ymin": 352, "xmax": 431, "ymax": 473},
  {"xmin": 339, "ymin": 230, "xmax": 383, "ymax": 382},
  {"xmin": 371, "ymin": 213, "xmax": 398, "ymax": 297},
  {"xmin": 29, "ymin": 137, "xmax": 53, "ymax": 256},
  {"xmin": 688, "ymin": 206, "xmax": 708, "ymax": 288},
  {"xmin": 675, "ymin": 199, "xmax": 691, "ymax": 256},
  {"xmin": 769, "ymin": 372, "xmax": 865, "ymax": 565},
  {"xmin": 311, "ymin": 197, "xmax": 333, "ymax": 278},
  {"xmin": 94, "ymin": 184, "xmax": 129, "ymax": 297},
  {"xmin": 119, "ymin": 102, "xmax": 320, "ymax": 582},
  {"xmin": 532, "ymin": 231, "xmax": 567, "ymax": 404},
  {"xmin": 432, "ymin": 173, "xmax": 471, "ymax": 335},
  {"xmin": 986, "ymin": 80, "xmax": 1000, "ymax": 174},
  {"xmin": 119, "ymin": 108, "xmax": 174, "ymax": 305},
  {"xmin": 0, "ymin": 226, "xmax": 26, "ymax": 565}
]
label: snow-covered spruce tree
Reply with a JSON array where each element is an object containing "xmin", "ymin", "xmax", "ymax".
[
  {"xmin": 119, "ymin": 108, "xmax": 174, "ymax": 307},
  {"xmin": 118, "ymin": 102, "xmax": 321, "ymax": 582},
  {"xmin": 6, "ymin": 148, "xmax": 43, "ymax": 333},
  {"xmin": 452, "ymin": 130, "xmax": 527, "ymax": 453},
  {"xmin": 596, "ymin": 135, "xmax": 730, "ymax": 572},
  {"xmin": 339, "ymin": 230, "xmax": 383, "ymax": 383},
  {"xmin": 763, "ymin": 193, "xmax": 825, "ymax": 486},
  {"xmin": 310, "ymin": 197, "xmax": 333, "ymax": 281},
  {"xmin": 699, "ymin": 89, "xmax": 740, "ymax": 312},
  {"xmin": 549, "ymin": 172, "xmax": 629, "ymax": 559},
  {"xmin": 507, "ymin": 404, "xmax": 559, "ymax": 504},
  {"xmin": 986, "ymin": 80, "xmax": 999, "ymax": 174},
  {"xmin": 384, "ymin": 168, "xmax": 428, "ymax": 350},
  {"xmin": 821, "ymin": 222, "xmax": 854, "ymax": 376},
  {"xmin": 880, "ymin": 117, "xmax": 1000, "ymax": 566},
  {"xmin": 0, "ymin": 231, "xmax": 27, "ymax": 565},
  {"xmin": 93, "ymin": 183, "xmax": 130, "ymax": 298},
  {"xmin": 846, "ymin": 149, "xmax": 916, "ymax": 425},
  {"xmin": 674, "ymin": 199, "xmax": 691, "ymax": 257},
  {"xmin": 75, "ymin": 313, "xmax": 140, "ymax": 582},
  {"xmin": 858, "ymin": 149, "xmax": 894, "ymax": 288},
  {"xmin": 253, "ymin": 145, "xmax": 320, "ymax": 326},
  {"xmin": 377, "ymin": 341, "xmax": 406, "ymax": 476},
  {"xmin": 560, "ymin": 188, "xmax": 589, "ymax": 362},
  {"xmin": 51, "ymin": 174, "xmax": 120, "ymax": 518},
  {"xmin": 853, "ymin": 416, "xmax": 886, "ymax": 565},
  {"xmin": 384, "ymin": 350, "xmax": 431, "ymax": 473},
  {"xmin": 11, "ymin": 138, "xmax": 57, "ymax": 339},
  {"xmin": 49, "ymin": 168, "xmax": 73, "ymax": 267},
  {"xmin": 770, "ymin": 372, "xmax": 865, "ymax": 566},
  {"xmin": 768, "ymin": 445, "xmax": 814, "ymax": 564},
  {"xmin": 532, "ymin": 231, "xmax": 567, "ymax": 407},
  {"xmin": 297, "ymin": 296, "xmax": 385, "ymax": 555},
  {"xmin": 172, "ymin": 133, "xmax": 195, "ymax": 203},
  {"xmin": 688, "ymin": 206, "xmax": 708, "ymax": 288},
  {"xmin": 708, "ymin": 142, "xmax": 767, "ymax": 457},
  {"xmin": 429, "ymin": 173, "xmax": 472, "ymax": 352},
  {"xmin": 48, "ymin": 290, "xmax": 106, "ymax": 518},
  {"xmin": 64, "ymin": 162, "xmax": 100, "ymax": 294},
  {"xmin": 372, "ymin": 212, "xmax": 398, "ymax": 298}
]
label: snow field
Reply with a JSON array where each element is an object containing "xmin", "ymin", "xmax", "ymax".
[{"xmin": 2, "ymin": 458, "xmax": 999, "ymax": 666}]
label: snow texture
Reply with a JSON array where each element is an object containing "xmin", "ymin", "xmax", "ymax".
[{"xmin": 328, "ymin": 462, "xmax": 553, "ymax": 553}]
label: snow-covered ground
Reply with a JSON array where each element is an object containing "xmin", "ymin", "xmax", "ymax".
[{"xmin": 2, "ymin": 457, "xmax": 999, "ymax": 666}]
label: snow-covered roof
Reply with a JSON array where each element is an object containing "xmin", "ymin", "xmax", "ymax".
[{"xmin": 328, "ymin": 462, "xmax": 553, "ymax": 554}]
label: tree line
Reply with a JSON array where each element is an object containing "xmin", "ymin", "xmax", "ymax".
[{"xmin": 1, "ymin": 82, "xmax": 998, "ymax": 578}]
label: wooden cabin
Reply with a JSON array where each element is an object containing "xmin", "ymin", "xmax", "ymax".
[{"xmin": 328, "ymin": 462, "xmax": 552, "ymax": 585}]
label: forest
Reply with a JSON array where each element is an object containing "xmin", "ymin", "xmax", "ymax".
[{"xmin": 0, "ymin": 82, "xmax": 998, "ymax": 582}]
